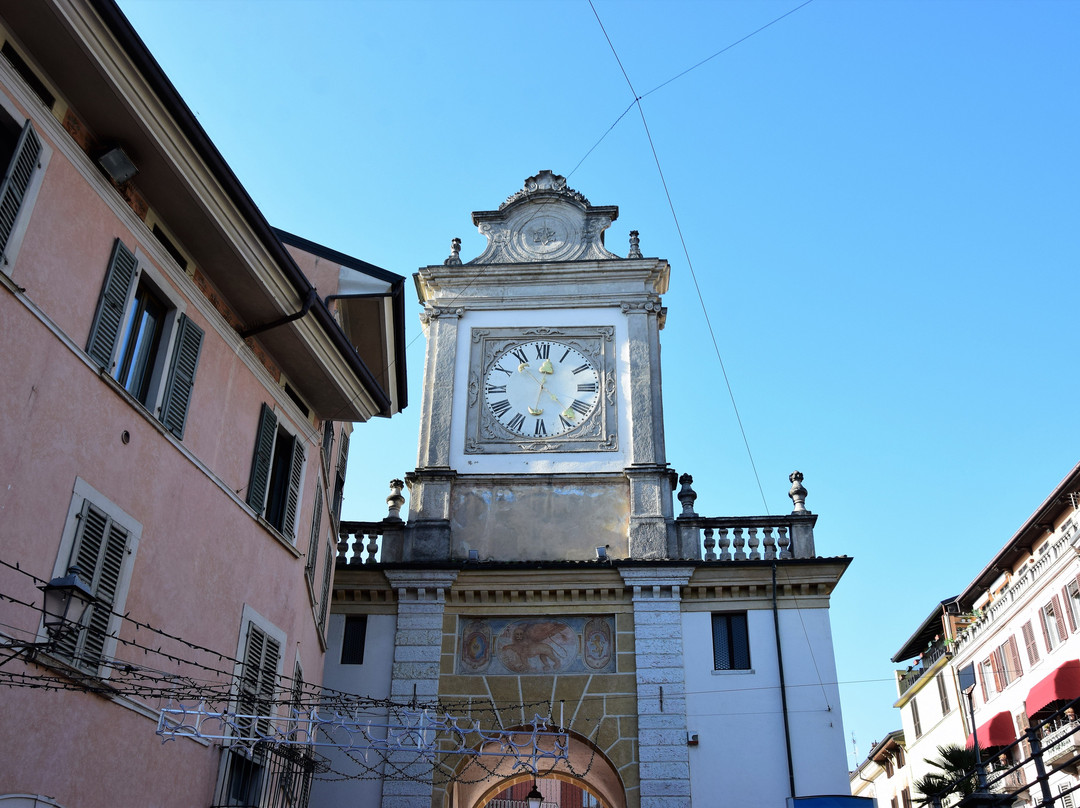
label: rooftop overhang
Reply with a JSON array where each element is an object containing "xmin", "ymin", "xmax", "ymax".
[
  {"xmin": 957, "ymin": 461, "xmax": 1080, "ymax": 609},
  {"xmin": 892, "ymin": 596, "xmax": 959, "ymax": 663},
  {"xmin": 4, "ymin": 0, "xmax": 391, "ymax": 420}
]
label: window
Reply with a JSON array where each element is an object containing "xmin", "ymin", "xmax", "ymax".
[
  {"xmin": 1040, "ymin": 597, "xmax": 1068, "ymax": 652},
  {"xmin": 246, "ymin": 403, "xmax": 305, "ymax": 540},
  {"xmin": 895, "ymin": 746, "xmax": 905, "ymax": 768},
  {"xmin": 305, "ymin": 484, "xmax": 323, "ymax": 585},
  {"xmin": 219, "ymin": 611, "xmax": 283, "ymax": 807},
  {"xmin": 1065, "ymin": 579, "xmax": 1080, "ymax": 632},
  {"xmin": 52, "ymin": 479, "xmax": 140, "ymax": 674},
  {"xmin": 86, "ymin": 239, "xmax": 203, "ymax": 438},
  {"xmin": 891, "ymin": 797, "xmax": 899, "ymax": 808},
  {"xmin": 1, "ymin": 42, "xmax": 55, "ymax": 110},
  {"xmin": 901, "ymin": 787, "xmax": 912, "ymax": 808},
  {"xmin": 937, "ymin": 674, "xmax": 951, "ymax": 715},
  {"xmin": 341, "ymin": 615, "xmax": 367, "ymax": 665},
  {"xmin": 331, "ymin": 428, "xmax": 349, "ymax": 522},
  {"xmin": 1022, "ymin": 620, "xmax": 1041, "ymax": 666},
  {"xmin": 911, "ymin": 695, "xmax": 922, "ymax": 738},
  {"xmin": 321, "ymin": 421, "xmax": 335, "ymax": 473},
  {"xmin": 0, "ymin": 105, "xmax": 44, "ymax": 270},
  {"xmin": 1001, "ymin": 636, "xmax": 1022, "ymax": 687},
  {"xmin": 711, "ymin": 612, "xmax": 750, "ymax": 670},
  {"xmin": 883, "ymin": 757, "xmax": 894, "ymax": 777}
]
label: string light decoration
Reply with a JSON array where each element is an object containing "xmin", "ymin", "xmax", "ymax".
[{"xmin": 0, "ymin": 557, "xmax": 604, "ymax": 787}]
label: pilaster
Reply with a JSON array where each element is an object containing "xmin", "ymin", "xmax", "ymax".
[
  {"xmin": 620, "ymin": 567, "xmax": 694, "ymax": 808},
  {"xmin": 380, "ymin": 569, "xmax": 458, "ymax": 808},
  {"xmin": 626, "ymin": 465, "xmax": 677, "ymax": 559},
  {"xmin": 414, "ymin": 305, "xmax": 461, "ymax": 470}
]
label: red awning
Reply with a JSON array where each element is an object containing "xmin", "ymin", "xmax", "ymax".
[
  {"xmin": 966, "ymin": 711, "xmax": 1016, "ymax": 749},
  {"xmin": 1026, "ymin": 659, "xmax": 1080, "ymax": 715}
]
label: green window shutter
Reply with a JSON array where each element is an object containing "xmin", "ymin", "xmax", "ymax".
[
  {"xmin": 336, "ymin": 430, "xmax": 350, "ymax": 480},
  {"xmin": 282, "ymin": 439, "xmax": 305, "ymax": 540},
  {"xmin": 238, "ymin": 623, "xmax": 280, "ymax": 740},
  {"xmin": 246, "ymin": 403, "xmax": 277, "ymax": 513},
  {"xmin": 318, "ymin": 540, "xmax": 333, "ymax": 633},
  {"xmin": 0, "ymin": 121, "xmax": 41, "ymax": 258},
  {"xmin": 306, "ymin": 484, "xmax": 322, "ymax": 581},
  {"xmin": 56, "ymin": 500, "xmax": 129, "ymax": 671},
  {"xmin": 160, "ymin": 314, "xmax": 203, "ymax": 439},
  {"xmin": 86, "ymin": 239, "xmax": 138, "ymax": 368}
]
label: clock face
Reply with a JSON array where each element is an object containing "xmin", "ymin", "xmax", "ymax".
[{"xmin": 483, "ymin": 340, "xmax": 601, "ymax": 438}]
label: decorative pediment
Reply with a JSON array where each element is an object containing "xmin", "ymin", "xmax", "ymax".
[{"xmin": 468, "ymin": 170, "xmax": 621, "ymax": 264}]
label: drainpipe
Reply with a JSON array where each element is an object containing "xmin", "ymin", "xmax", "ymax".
[
  {"xmin": 239, "ymin": 286, "xmax": 318, "ymax": 339},
  {"xmin": 773, "ymin": 562, "xmax": 797, "ymax": 799}
]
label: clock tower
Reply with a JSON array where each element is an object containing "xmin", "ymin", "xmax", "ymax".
[{"xmin": 399, "ymin": 170, "xmax": 675, "ymax": 562}]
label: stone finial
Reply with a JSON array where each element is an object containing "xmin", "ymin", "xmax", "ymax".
[
  {"xmin": 677, "ymin": 473, "xmax": 698, "ymax": 517},
  {"xmin": 628, "ymin": 230, "xmax": 642, "ymax": 259},
  {"xmin": 444, "ymin": 237, "xmax": 462, "ymax": 266},
  {"xmin": 386, "ymin": 478, "xmax": 406, "ymax": 521},
  {"xmin": 788, "ymin": 471, "xmax": 808, "ymax": 513}
]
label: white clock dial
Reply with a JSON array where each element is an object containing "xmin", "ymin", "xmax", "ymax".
[{"xmin": 483, "ymin": 340, "xmax": 601, "ymax": 438}]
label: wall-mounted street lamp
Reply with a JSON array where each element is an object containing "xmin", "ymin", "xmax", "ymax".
[
  {"xmin": 0, "ymin": 566, "xmax": 96, "ymax": 667},
  {"xmin": 97, "ymin": 147, "xmax": 138, "ymax": 184}
]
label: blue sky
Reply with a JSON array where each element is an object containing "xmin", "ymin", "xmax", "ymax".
[{"xmin": 118, "ymin": 0, "xmax": 1080, "ymax": 772}]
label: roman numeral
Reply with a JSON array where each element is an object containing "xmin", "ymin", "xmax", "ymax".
[
  {"xmin": 493, "ymin": 364, "xmax": 512, "ymax": 376},
  {"xmin": 559, "ymin": 414, "xmax": 574, "ymax": 429},
  {"xmin": 491, "ymin": 399, "xmax": 511, "ymax": 417},
  {"xmin": 559, "ymin": 348, "xmax": 571, "ymax": 362},
  {"xmin": 572, "ymin": 364, "xmax": 590, "ymax": 375},
  {"xmin": 507, "ymin": 413, "xmax": 526, "ymax": 432},
  {"xmin": 485, "ymin": 384, "xmax": 507, "ymax": 394},
  {"xmin": 577, "ymin": 382, "xmax": 598, "ymax": 393},
  {"xmin": 570, "ymin": 399, "xmax": 590, "ymax": 415},
  {"xmin": 534, "ymin": 419, "xmax": 547, "ymax": 437},
  {"xmin": 511, "ymin": 348, "xmax": 528, "ymax": 364},
  {"xmin": 534, "ymin": 343, "xmax": 550, "ymax": 359}
]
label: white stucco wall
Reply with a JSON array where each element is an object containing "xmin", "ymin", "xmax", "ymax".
[
  {"xmin": 310, "ymin": 612, "xmax": 397, "ymax": 808},
  {"xmin": 683, "ymin": 608, "xmax": 849, "ymax": 806}
]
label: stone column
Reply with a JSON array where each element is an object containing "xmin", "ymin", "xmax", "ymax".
[
  {"xmin": 404, "ymin": 306, "xmax": 461, "ymax": 561},
  {"xmin": 620, "ymin": 567, "xmax": 694, "ymax": 808},
  {"xmin": 380, "ymin": 569, "xmax": 458, "ymax": 808}
]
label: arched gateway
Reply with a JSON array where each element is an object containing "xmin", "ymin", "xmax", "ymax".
[{"xmin": 448, "ymin": 729, "xmax": 626, "ymax": 808}]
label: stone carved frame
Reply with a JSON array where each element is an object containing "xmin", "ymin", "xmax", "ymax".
[{"xmin": 465, "ymin": 326, "xmax": 617, "ymax": 454}]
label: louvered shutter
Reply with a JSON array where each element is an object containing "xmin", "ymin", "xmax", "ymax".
[
  {"xmin": 237, "ymin": 623, "xmax": 280, "ymax": 741},
  {"xmin": 86, "ymin": 239, "xmax": 138, "ymax": 368},
  {"xmin": 0, "ymin": 121, "xmax": 40, "ymax": 259},
  {"xmin": 336, "ymin": 430, "xmax": 350, "ymax": 480},
  {"xmin": 1022, "ymin": 620, "xmax": 1040, "ymax": 665},
  {"xmin": 991, "ymin": 650, "xmax": 1005, "ymax": 692},
  {"xmin": 282, "ymin": 439, "xmax": 305, "ymax": 540},
  {"xmin": 1053, "ymin": 595, "xmax": 1068, "ymax": 642},
  {"xmin": 1005, "ymin": 636, "xmax": 1022, "ymax": 683},
  {"xmin": 160, "ymin": 314, "xmax": 203, "ymax": 438},
  {"xmin": 1040, "ymin": 604, "xmax": 1054, "ymax": 651},
  {"xmin": 306, "ymin": 485, "xmax": 322, "ymax": 580},
  {"xmin": 980, "ymin": 661, "xmax": 990, "ymax": 701},
  {"xmin": 318, "ymin": 540, "xmax": 332, "ymax": 632},
  {"xmin": 1064, "ymin": 587, "xmax": 1078, "ymax": 632},
  {"xmin": 246, "ymin": 404, "xmax": 277, "ymax": 513},
  {"xmin": 55, "ymin": 501, "xmax": 129, "ymax": 671}
]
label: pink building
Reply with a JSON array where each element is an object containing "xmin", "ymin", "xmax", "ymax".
[{"xmin": 0, "ymin": 2, "xmax": 406, "ymax": 807}]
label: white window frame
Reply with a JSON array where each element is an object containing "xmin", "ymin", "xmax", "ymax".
[
  {"xmin": 231, "ymin": 605, "xmax": 286, "ymax": 731},
  {"xmin": 49, "ymin": 477, "xmax": 141, "ymax": 676},
  {"xmin": 0, "ymin": 89, "xmax": 52, "ymax": 275}
]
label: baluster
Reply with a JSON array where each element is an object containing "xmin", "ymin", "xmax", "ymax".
[
  {"xmin": 777, "ymin": 527, "xmax": 790, "ymax": 559},
  {"xmin": 748, "ymin": 528, "xmax": 761, "ymax": 560},
  {"xmin": 365, "ymin": 530, "xmax": 380, "ymax": 564},
  {"xmin": 337, "ymin": 529, "xmax": 351, "ymax": 563},
  {"xmin": 716, "ymin": 528, "xmax": 731, "ymax": 561},
  {"xmin": 702, "ymin": 527, "xmax": 716, "ymax": 561},
  {"xmin": 763, "ymin": 528, "xmax": 776, "ymax": 560},
  {"xmin": 732, "ymin": 527, "xmax": 746, "ymax": 561}
]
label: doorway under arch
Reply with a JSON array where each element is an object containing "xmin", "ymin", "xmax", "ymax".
[{"xmin": 446, "ymin": 727, "xmax": 627, "ymax": 808}]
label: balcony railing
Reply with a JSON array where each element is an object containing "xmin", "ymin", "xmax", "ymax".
[
  {"xmin": 1040, "ymin": 719, "xmax": 1080, "ymax": 768},
  {"xmin": 336, "ymin": 521, "xmax": 390, "ymax": 566},
  {"xmin": 896, "ymin": 639, "xmax": 950, "ymax": 697}
]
